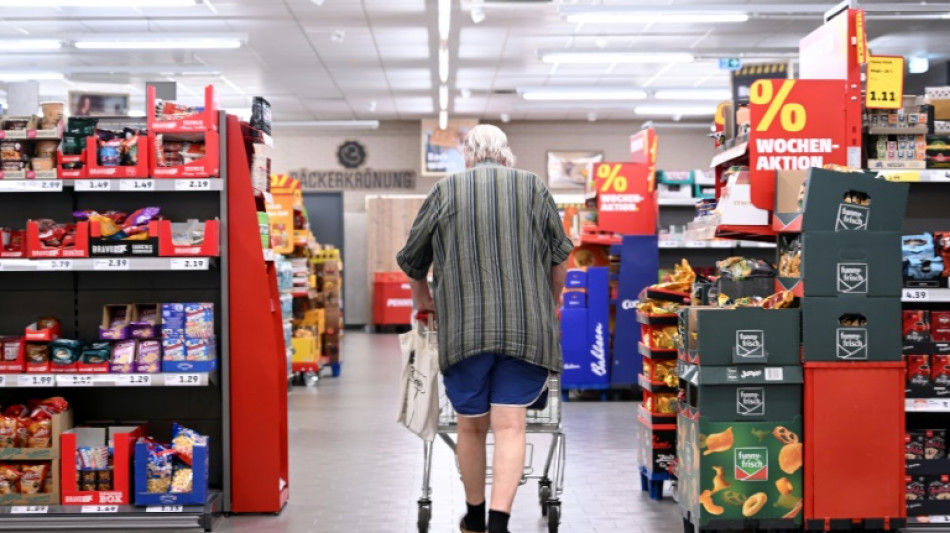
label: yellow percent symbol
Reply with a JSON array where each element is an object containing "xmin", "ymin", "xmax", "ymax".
[
  {"xmin": 598, "ymin": 164, "xmax": 628, "ymax": 193},
  {"xmin": 750, "ymin": 79, "xmax": 806, "ymax": 133}
]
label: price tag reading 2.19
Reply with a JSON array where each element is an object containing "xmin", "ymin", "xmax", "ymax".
[{"xmin": 170, "ymin": 258, "xmax": 208, "ymax": 271}]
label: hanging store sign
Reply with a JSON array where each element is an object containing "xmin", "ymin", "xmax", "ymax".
[
  {"xmin": 748, "ymin": 79, "xmax": 849, "ymax": 210},
  {"xmin": 593, "ymin": 162, "xmax": 657, "ymax": 236},
  {"xmin": 866, "ymin": 56, "xmax": 905, "ymax": 110}
]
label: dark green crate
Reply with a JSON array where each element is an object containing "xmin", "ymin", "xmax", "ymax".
[
  {"xmin": 684, "ymin": 307, "xmax": 801, "ymax": 366},
  {"xmin": 801, "ymin": 295, "xmax": 902, "ymax": 362},
  {"xmin": 776, "ymin": 231, "xmax": 902, "ymax": 297},
  {"xmin": 679, "ymin": 363, "xmax": 803, "ymax": 422}
]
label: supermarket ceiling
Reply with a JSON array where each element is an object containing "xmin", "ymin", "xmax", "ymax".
[{"xmin": 0, "ymin": 0, "xmax": 949, "ymax": 124}]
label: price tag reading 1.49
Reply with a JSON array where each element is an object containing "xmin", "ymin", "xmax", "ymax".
[
  {"xmin": 74, "ymin": 180, "xmax": 112, "ymax": 192},
  {"xmin": 170, "ymin": 258, "xmax": 208, "ymax": 271},
  {"xmin": 10, "ymin": 506, "xmax": 49, "ymax": 514},
  {"xmin": 118, "ymin": 180, "xmax": 155, "ymax": 192},
  {"xmin": 81, "ymin": 505, "xmax": 119, "ymax": 513}
]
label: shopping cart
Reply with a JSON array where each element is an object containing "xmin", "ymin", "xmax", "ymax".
[{"xmin": 415, "ymin": 318, "xmax": 566, "ymax": 533}]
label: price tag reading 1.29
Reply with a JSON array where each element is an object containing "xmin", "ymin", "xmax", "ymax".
[
  {"xmin": 115, "ymin": 374, "xmax": 151, "ymax": 387},
  {"xmin": 170, "ymin": 258, "xmax": 208, "ymax": 271},
  {"xmin": 119, "ymin": 180, "xmax": 155, "ymax": 192},
  {"xmin": 165, "ymin": 374, "xmax": 202, "ymax": 386},
  {"xmin": 904, "ymin": 289, "xmax": 930, "ymax": 301}
]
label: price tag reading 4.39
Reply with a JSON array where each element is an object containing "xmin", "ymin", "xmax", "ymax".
[
  {"xmin": 170, "ymin": 258, "xmax": 208, "ymax": 271},
  {"xmin": 904, "ymin": 289, "xmax": 930, "ymax": 302}
]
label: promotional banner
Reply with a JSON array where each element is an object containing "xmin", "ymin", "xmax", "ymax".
[
  {"xmin": 593, "ymin": 162, "xmax": 657, "ymax": 235},
  {"xmin": 748, "ymin": 79, "xmax": 849, "ymax": 211},
  {"xmin": 266, "ymin": 174, "xmax": 300, "ymax": 254},
  {"xmin": 866, "ymin": 56, "xmax": 905, "ymax": 110}
]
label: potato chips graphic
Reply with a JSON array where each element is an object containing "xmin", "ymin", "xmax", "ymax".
[
  {"xmin": 711, "ymin": 466, "xmax": 731, "ymax": 495},
  {"xmin": 779, "ymin": 442, "xmax": 803, "ymax": 474},
  {"xmin": 721, "ymin": 490, "xmax": 747, "ymax": 507},
  {"xmin": 699, "ymin": 490, "xmax": 724, "ymax": 515},
  {"xmin": 775, "ymin": 477, "xmax": 794, "ymax": 496},
  {"xmin": 703, "ymin": 427, "xmax": 734, "ymax": 456},
  {"xmin": 742, "ymin": 492, "xmax": 768, "ymax": 517}
]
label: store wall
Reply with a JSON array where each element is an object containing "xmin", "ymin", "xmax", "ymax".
[{"xmin": 273, "ymin": 120, "xmax": 713, "ymax": 325}]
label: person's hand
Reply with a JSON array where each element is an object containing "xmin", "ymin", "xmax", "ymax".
[{"xmin": 415, "ymin": 294, "xmax": 435, "ymax": 314}]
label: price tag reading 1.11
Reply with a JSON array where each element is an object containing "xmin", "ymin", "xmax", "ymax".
[
  {"xmin": 170, "ymin": 258, "xmax": 208, "ymax": 271},
  {"xmin": 118, "ymin": 180, "xmax": 155, "ymax": 192},
  {"xmin": 904, "ymin": 289, "xmax": 930, "ymax": 301}
]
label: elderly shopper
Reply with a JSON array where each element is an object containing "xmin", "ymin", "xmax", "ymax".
[{"xmin": 397, "ymin": 124, "xmax": 573, "ymax": 533}]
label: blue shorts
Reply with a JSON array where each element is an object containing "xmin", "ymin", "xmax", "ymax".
[{"xmin": 443, "ymin": 353, "xmax": 549, "ymax": 417}]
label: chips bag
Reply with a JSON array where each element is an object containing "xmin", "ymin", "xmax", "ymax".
[
  {"xmin": 171, "ymin": 423, "xmax": 207, "ymax": 466},
  {"xmin": 145, "ymin": 441, "xmax": 174, "ymax": 493}
]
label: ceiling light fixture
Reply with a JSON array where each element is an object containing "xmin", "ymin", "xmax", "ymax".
[
  {"xmin": 565, "ymin": 12, "xmax": 749, "ymax": 24},
  {"xmin": 0, "ymin": 0, "xmax": 197, "ymax": 6},
  {"xmin": 635, "ymin": 105, "xmax": 714, "ymax": 116},
  {"xmin": 439, "ymin": 85, "xmax": 449, "ymax": 110},
  {"xmin": 330, "ymin": 29, "xmax": 345, "ymax": 44},
  {"xmin": 909, "ymin": 56, "xmax": 930, "ymax": 74},
  {"xmin": 439, "ymin": 46, "xmax": 450, "ymax": 83},
  {"xmin": 0, "ymin": 39, "xmax": 62, "ymax": 51},
  {"xmin": 75, "ymin": 37, "xmax": 243, "ymax": 50},
  {"xmin": 310, "ymin": 0, "xmax": 326, "ymax": 5},
  {"xmin": 540, "ymin": 51, "xmax": 694, "ymax": 64},
  {"xmin": 275, "ymin": 120, "xmax": 381, "ymax": 130},
  {"xmin": 471, "ymin": 7, "xmax": 486, "ymax": 24},
  {"xmin": 0, "ymin": 72, "xmax": 65, "ymax": 81},
  {"xmin": 439, "ymin": 0, "xmax": 452, "ymax": 40},
  {"xmin": 439, "ymin": 110, "xmax": 448, "ymax": 130},
  {"xmin": 367, "ymin": 100, "xmax": 377, "ymax": 112},
  {"xmin": 520, "ymin": 88, "xmax": 648, "ymax": 101},
  {"xmin": 654, "ymin": 89, "xmax": 732, "ymax": 101},
  {"xmin": 500, "ymin": 113, "xmax": 510, "ymax": 123},
  {"xmin": 587, "ymin": 112, "xmax": 597, "ymax": 122}
]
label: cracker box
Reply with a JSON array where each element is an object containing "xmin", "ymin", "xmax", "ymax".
[{"xmin": 933, "ymin": 311, "xmax": 950, "ymax": 343}]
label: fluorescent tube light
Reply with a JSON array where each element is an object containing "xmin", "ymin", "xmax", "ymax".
[
  {"xmin": 275, "ymin": 120, "xmax": 380, "ymax": 130},
  {"xmin": 439, "ymin": 46, "xmax": 450, "ymax": 83},
  {"xmin": 439, "ymin": 110, "xmax": 448, "ymax": 130},
  {"xmin": 541, "ymin": 51, "xmax": 693, "ymax": 64},
  {"xmin": 471, "ymin": 7, "xmax": 486, "ymax": 24},
  {"xmin": 438, "ymin": 0, "xmax": 451, "ymax": 40},
  {"xmin": 75, "ymin": 38, "xmax": 242, "ymax": 50},
  {"xmin": 0, "ymin": 39, "xmax": 62, "ymax": 51},
  {"xmin": 439, "ymin": 85, "xmax": 449, "ymax": 110},
  {"xmin": 0, "ymin": 72, "xmax": 64, "ymax": 81},
  {"xmin": 0, "ymin": 0, "xmax": 196, "ymax": 5},
  {"xmin": 635, "ymin": 105, "xmax": 714, "ymax": 116},
  {"xmin": 520, "ymin": 88, "xmax": 647, "ymax": 101},
  {"xmin": 654, "ymin": 89, "xmax": 732, "ymax": 101},
  {"xmin": 565, "ymin": 12, "xmax": 749, "ymax": 24}
]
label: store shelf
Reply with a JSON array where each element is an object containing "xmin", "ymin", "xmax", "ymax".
[
  {"xmin": 638, "ymin": 374, "xmax": 677, "ymax": 394},
  {"xmin": 580, "ymin": 233, "xmax": 621, "ymax": 246},
  {"xmin": 0, "ymin": 179, "xmax": 224, "ymax": 194},
  {"xmin": 0, "ymin": 257, "xmax": 212, "ymax": 272},
  {"xmin": 638, "ymin": 342, "xmax": 677, "ymax": 360},
  {"xmin": 906, "ymin": 458, "xmax": 950, "ymax": 475},
  {"xmin": 878, "ymin": 169, "xmax": 950, "ymax": 183},
  {"xmin": 658, "ymin": 198, "xmax": 699, "ymax": 207},
  {"xmin": 715, "ymin": 224, "xmax": 777, "ymax": 242},
  {"xmin": 868, "ymin": 126, "xmax": 930, "ymax": 135},
  {"xmin": 658, "ymin": 240, "xmax": 735, "ymax": 249},
  {"xmin": 0, "ymin": 491, "xmax": 218, "ymax": 530},
  {"xmin": 902, "ymin": 288, "xmax": 950, "ymax": 303},
  {"xmin": 906, "ymin": 398, "xmax": 950, "ymax": 412},
  {"xmin": 710, "ymin": 140, "xmax": 749, "ymax": 168},
  {"xmin": 0, "ymin": 373, "xmax": 212, "ymax": 388}
]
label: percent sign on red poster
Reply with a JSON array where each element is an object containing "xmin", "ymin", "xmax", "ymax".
[{"xmin": 594, "ymin": 162, "xmax": 657, "ymax": 236}]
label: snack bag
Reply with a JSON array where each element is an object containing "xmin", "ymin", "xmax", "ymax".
[
  {"xmin": 27, "ymin": 411, "xmax": 52, "ymax": 449},
  {"xmin": 0, "ymin": 417, "xmax": 17, "ymax": 448},
  {"xmin": 171, "ymin": 424, "xmax": 207, "ymax": 466},
  {"xmin": 145, "ymin": 441, "xmax": 174, "ymax": 493},
  {"xmin": 20, "ymin": 464, "xmax": 48, "ymax": 494},
  {"xmin": 170, "ymin": 464, "xmax": 193, "ymax": 494},
  {"xmin": 0, "ymin": 465, "xmax": 20, "ymax": 494}
]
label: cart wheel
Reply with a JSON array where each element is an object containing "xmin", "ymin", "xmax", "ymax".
[
  {"xmin": 546, "ymin": 502, "xmax": 560, "ymax": 533},
  {"xmin": 417, "ymin": 502, "xmax": 431, "ymax": 533},
  {"xmin": 538, "ymin": 480, "xmax": 551, "ymax": 516},
  {"xmin": 682, "ymin": 517, "xmax": 694, "ymax": 533},
  {"xmin": 304, "ymin": 371, "xmax": 319, "ymax": 387}
]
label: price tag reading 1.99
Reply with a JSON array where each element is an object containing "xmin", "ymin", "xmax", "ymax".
[{"xmin": 17, "ymin": 375, "xmax": 53, "ymax": 387}]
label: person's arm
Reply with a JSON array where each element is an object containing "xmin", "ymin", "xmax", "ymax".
[
  {"xmin": 550, "ymin": 260, "xmax": 568, "ymax": 303},
  {"xmin": 396, "ymin": 188, "xmax": 440, "ymax": 310},
  {"xmin": 409, "ymin": 278, "xmax": 435, "ymax": 313}
]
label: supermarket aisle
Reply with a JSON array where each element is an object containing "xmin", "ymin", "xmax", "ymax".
[{"xmin": 217, "ymin": 332, "xmax": 681, "ymax": 533}]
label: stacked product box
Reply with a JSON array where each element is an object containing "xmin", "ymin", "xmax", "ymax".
[
  {"xmin": 161, "ymin": 303, "xmax": 216, "ymax": 372},
  {"xmin": 676, "ymin": 306, "xmax": 804, "ymax": 531},
  {"xmin": 559, "ymin": 267, "xmax": 610, "ymax": 389},
  {"xmin": 774, "ymin": 167, "xmax": 909, "ymax": 529},
  {"xmin": 316, "ymin": 256, "xmax": 342, "ymax": 363}
]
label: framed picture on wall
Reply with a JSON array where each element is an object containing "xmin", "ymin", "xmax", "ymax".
[
  {"xmin": 68, "ymin": 91, "xmax": 130, "ymax": 117},
  {"xmin": 421, "ymin": 119, "xmax": 478, "ymax": 177},
  {"xmin": 547, "ymin": 150, "xmax": 604, "ymax": 190}
]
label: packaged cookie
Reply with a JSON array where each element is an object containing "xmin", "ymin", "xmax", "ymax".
[
  {"xmin": 109, "ymin": 340, "xmax": 136, "ymax": 373},
  {"xmin": 135, "ymin": 340, "xmax": 161, "ymax": 373}
]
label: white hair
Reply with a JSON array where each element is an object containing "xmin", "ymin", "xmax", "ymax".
[{"xmin": 463, "ymin": 124, "xmax": 516, "ymax": 168}]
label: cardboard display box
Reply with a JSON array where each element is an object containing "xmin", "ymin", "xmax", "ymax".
[
  {"xmin": 683, "ymin": 307, "xmax": 800, "ymax": 366},
  {"xmin": 777, "ymin": 231, "xmax": 902, "ymax": 298},
  {"xmin": 773, "ymin": 168, "xmax": 909, "ymax": 233},
  {"xmin": 802, "ymin": 296, "xmax": 901, "ymax": 362},
  {"xmin": 679, "ymin": 363, "xmax": 803, "ymax": 422},
  {"xmin": 60, "ymin": 425, "xmax": 144, "ymax": 505},
  {"xmin": 677, "ymin": 405, "xmax": 804, "ymax": 529},
  {"xmin": 134, "ymin": 441, "xmax": 208, "ymax": 506}
]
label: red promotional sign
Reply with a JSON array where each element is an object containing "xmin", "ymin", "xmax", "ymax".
[
  {"xmin": 748, "ymin": 79, "xmax": 849, "ymax": 210},
  {"xmin": 594, "ymin": 162, "xmax": 657, "ymax": 236},
  {"xmin": 630, "ymin": 129, "xmax": 658, "ymax": 165}
]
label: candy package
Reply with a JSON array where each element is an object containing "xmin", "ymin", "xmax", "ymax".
[
  {"xmin": 74, "ymin": 207, "xmax": 161, "ymax": 241},
  {"xmin": 171, "ymin": 423, "xmax": 207, "ymax": 466},
  {"xmin": 717, "ymin": 257, "xmax": 775, "ymax": 281},
  {"xmin": 779, "ymin": 235, "xmax": 803, "ymax": 278},
  {"xmin": 50, "ymin": 339, "xmax": 84, "ymax": 366},
  {"xmin": 34, "ymin": 219, "xmax": 78, "ymax": 248},
  {"xmin": 82, "ymin": 342, "xmax": 112, "ymax": 364},
  {"xmin": 144, "ymin": 441, "xmax": 174, "ymax": 493}
]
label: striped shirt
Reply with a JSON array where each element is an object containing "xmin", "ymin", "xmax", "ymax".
[{"xmin": 397, "ymin": 161, "xmax": 574, "ymax": 372}]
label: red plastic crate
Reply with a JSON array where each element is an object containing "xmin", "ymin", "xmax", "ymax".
[
  {"xmin": 155, "ymin": 219, "xmax": 220, "ymax": 257},
  {"xmin": 373, "ymin": 271, "xmax": 412, "ymax": 326},
  {"xmin": 61, "ymin": 425, "xmax": 144, "ymax": 505},
  {"xmin": 150, "ymin": 130, "xmax": 220, "ymax": 178},
  {"xmin": 147, "ymin": 84, "xmax": 219, "ymax": 133},
  {"xmin": 57, "ymin": 152, "xmax": 85, "ymax": 179},
  {"xmin": 804, "ymin": 362, "xmax": 906, "ymax": 527},
  {"xmin": 26, "ymin": 220, "xmax": 89, "ymax": 258},
  {"xmin": 84, "ymin": 136, "xmax": 150, "ymax": 179}
]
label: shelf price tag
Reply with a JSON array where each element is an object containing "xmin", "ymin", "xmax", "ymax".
[
  {"xmin": 904, "ymin": 289, "xmax": 930, "ymax": 302},
  {"xmin": 21, "ymin": 180, "xmax": 63, "ymax": 192},
  {"xmin": 881, "ymin": 170, "xmax": 920, "ymax": 183},
  {"xmin": 119, "ymin": 180, "xmax": 155, "ymax": 192},
  {"xmin": 146, "ymin": 505, "xmax": 184, "ymax": 513},
  {"xmin": 175, "ymin": 179, "xmax": 212, "ymax": 191},
  {"xmin": 75, "ymin": 180, "xmax": 112, "ymax": 192},
  {"xmin": 0, "ymin": 376, "xmax": 6, "ymax": 387},
  {"xmin": 115, "ymin": 374, "xmax": 151, "ymax": 386},
  {"xmin": 59, "ymin": 375, "xmax": 95, "ymax": 387},
  {"xmin": 170, "ymin": 258, "xmax": 208, "ymax": 271},
  {"xmin": 81, "ymin": 505, "xmax": 119, "ymax": 513},
  {"xmin": 165, "ymin": 374, "xmax": 202, "ymax": 386},
  {"xmin": 686, "ymin": 241, "xmax": 706, "ymax": 249},
  {"xmin": 37, "ymin": 259, "xmax": 73, "ymax": 271},
  {"xmin": 866, "ymin": 56, "xmax": 905, "ymax": 110},
  {"xmin": 17, "ymin": 375, "xmax": 54, "ymax": 387},
  {"xmin": 10, "ymin": 506, "xmax": 49, "ymax": 514},
  {"xmin": 93, "ymin": 258, "xmax": 130, "ymax": 271}
]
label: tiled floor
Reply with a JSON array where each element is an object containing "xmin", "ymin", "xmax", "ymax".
[{"xmin": 214, "ymin": 332, "xmax": 683, "ymax": 533}]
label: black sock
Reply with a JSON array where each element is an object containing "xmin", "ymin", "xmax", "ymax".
[
  {"xmin": 488, "ymin": 509, "xmax": 510, "ymax": 533},
  {"xmin": 464, "ymin": 501, "xmax": 485, "ymax": 531}
]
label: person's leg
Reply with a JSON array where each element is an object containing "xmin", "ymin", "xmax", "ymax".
[
  {"xmin": 456, "ymin": 414, "xmax": 490, "ymax": 529},
  {"xmin": 488, "ymin": 405, "xmax": 527, "ymax": 514}
]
